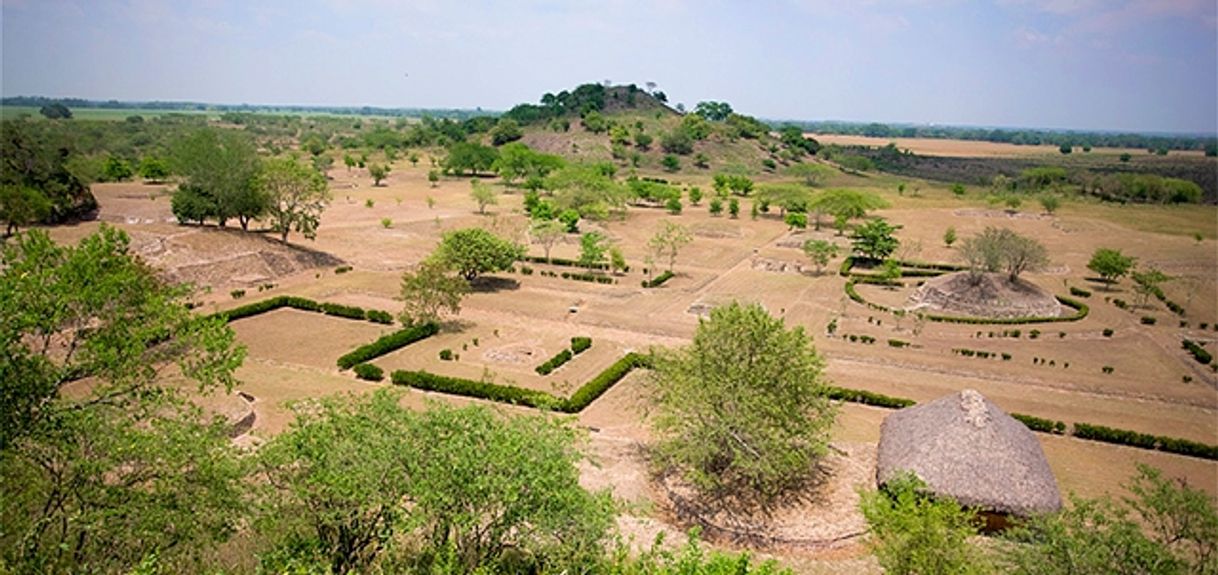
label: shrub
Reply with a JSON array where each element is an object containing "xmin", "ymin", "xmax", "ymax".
[
  {"xmin": 1182, "ymin": 339, "xmax": 1213, "ymax": 364},
  {"xmin": 642, "ymin": 270, "xmax": 675, "ymax": 288},
  {"xmin": 337, "ymin": 322, "xmax": 439, "ymax": 369},
  {"xmin": 1103, "ymin": 328, "xmax": 1114, "ymax": 337},
  {"xmin": 1113, "ymin": 298, "xmax": 1128, "ymax": 310},
  {"xmin": 365, "ymin": 309, "xmax": 394, "ymax": 324},
  {"xmin": 535, "ymin": 349, "xmax": 574, "ymax": 376},
  {"xmin": 1073, "ymin": 422, "xmax": 1159, "ymax": 450},
  {"xmin": 827, "ymin": 386, "xmax": 916, "ymax": 409},
  {"xmin": 392, "ymin": 370, "xmax": 560, "ymax": 409},
  {"xmin": 335, "ymin": 265, "xmax": 353, "ymax": 274},
  {"xmin": 1069, "ymin": 286, "xmax": 1092, "ymax": 298},
  {"xmin": 562, "ymin": 353, "xmax": 649, "ymax": 412},
  {"xmin": 439, "ymin": 349, "xmax": 453, "ymax": 361},
  {"xmin": 887, "ymin": 339, "xmax": 910, "ymax": 348},
  {"xmin": 1141, "ymin": 316, "xmax": 1157, "ymax": 325},
  {"xmin": 1102, "ymin": 365, "xmax": 1115, "ymax": 374},
  {"xmin": 520, "ymin": 266, "xmax": 534, "ymax": 275},
  {"xmin": 570, "ymin": 336, "xmax": 592, "ymax": 354},
  {"xmin": 320, "ymin": 302, "xmax": 367, "ymax": 320},
  {"xmin": 231, "ymin": 289, "xmax": 246, "ymax": 299},
  {"xmin": 353, "ymin": 363, "xmax": 384, "ymax": 381},
  {"xmin": 1012, "ymin": 413, "xmax": 1066, "ymax": 434}
]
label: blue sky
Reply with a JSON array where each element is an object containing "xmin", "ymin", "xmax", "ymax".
[{"xmin": 2, "ymin": 0, "xmax": 1215, "ymax": 133}]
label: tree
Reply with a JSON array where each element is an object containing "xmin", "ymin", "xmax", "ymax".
[
  {"xmin": 343, "ymin": 153, "xmax": 356, "ymax": 171},
  {"xmin": 785, "ymin": 212, "xmax": 807, "ymax": 229},
  {"xmin": 634, "ymin": 131, "xmax": 653, "ymax": 150},
  {"xmin": 944, "ymin": 226, "xmax": 957, "ymax": 247},
  {"xmin": 428, "ymin": 169, "xmax": 440, "ymax": 187},
  {"xmin": 170, "ymin": 128, "xmax": 264, "ymax": 229},
  {"xmin": 662, "ymin": 154, "xmax": 681, "ymax": 172},
  {"xmin": 802, "ymin": 239, "xmax": 839, "ymax": 275},
  {"xmin": 859, "ymin": 473, "xmax": 988, "ymax": 575},
  {"xmin": 38, "ymin": 102, "xmax": 72, "ymax": 119},
  {"xmin": 0, "ymin": 226, "xmax": 246, "ymax": 573},
  {"xmin": 399, "ymin": 258, "xmax": 468, "ymax": 326},
  {"xmin": 545, "ymin": 163, "xmax": 627, "ymax": 220},
  {"xmin": 660, "ymin": 130, "xmax": 694, "ymax": 155},
  {"xmin": 649, "ymin": 220, "xmax": 692, "ymax": 272},
  {"xmin": 851, "ymin": 218, "xmax": 902, "ymax": 262},
  {"xmin": 951, "ymin": 183, "xmax": 967, "ymax": 197},
  {"xmin": 688, "ymin": 186, "xmax": 703, "ymax": 205},
  {"xmin": 1039, "ymin": 194, "xmax": 1061, "ymax": 214},
  {"xmin": 693, "ymin": 101, "xmax": 734, "ymax": 121},
  {"xmin": 609, "ymin": 246, "xmax": 627, "ymax": 275},
  {"xmin": 435, "ymin": 227, "xmax": 524, "ymax": 281},
  {"xmin": 1088, "ymin": 247, "xmax": 1136, "ymax": 288},
  {"xmin": 0, "ymin": 185, "xmax": 52, "ymax": 237},
  {"xmin": 1059, "ymin": 143, "xmax": 1072, "ymax": 154},
  {"xmin": 665, "ymin": 197, "xmax": 682, "ymax": 214},
  {"xmin": 958, "ymin": 227, "xmax": 1048, "ymax": 282},
  {"xmin": 469, "ymin": 180, "xmax": 499, "ymax": 214},
  {"xmin": 492, "ymin": 142, "xmax": 564, "ymax": 187},
  {"xmin": 368, "ymin": 163, "xmax": 390, "ymax": 186},
  {"xmin": 256, "ymin": 391, "xmax": 613, "ymax": 574},
  {"xmin": 138, "ymin": 156, "xmax": 171, "ymax": 182},
  {"xmin": 579, "ymin": 231, "xmax": 609, "ymax": 270},
  {"xmin": 648, "ymin": 302, "xmax": 835, "ymax": 503},
  {"xmin": 810, "ymin": 189, "xmax": 888, "ymax": 232},
  {"xmin": 444, "ymin": 141, "xmax": 499, "ymax": 176},
  {"xmin": 529, "ymin": 218, "xmax": 566, "ymax": 262},
  {"xmin": 1, "ymin": 122, "xmax": 96, "ymax": 225},
  {"xmin": 729, "ymin": 197, "xmax": 740, "ymax": 218},
  {"xmin": 489, "ymin": 118, "xmax": 523, "ymax": 145},
  {"xmin": 1131, "ymin": 267, "xmax": 1171, "ymax": 308},
  {"xmin": 259, "ymin": 156, "xmax": 332, "ymax": 242},
  {"xmin": 784, "ymin": 163, "xmax": 833, "ymax": 187},
  {"xmin": 708, "ymin": 197, "xmax": 723, "ymax": 216},
  {"xmin": 102, "ymin": 155, "xmax": 134, "ymax": 181}
]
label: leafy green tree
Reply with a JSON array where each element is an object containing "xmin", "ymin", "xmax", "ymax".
[
  {"xmin": 708, "ymin": 197, "xmax": 723, "ymax": 216},
  {"xmin": 546, "ymin": 163, "xmax": 627, "ymax": 220},
  {"xmin": 0, "ymin": 226, "xmax": 246, "ymax": 573},
  {"xmin": 802, "ymin": 239, "xmax": 839, "ymax": 275},
  {"xmin": 661, "ymin": 129, "xmax": 694, "ymax": 155},
  {"xmin": 609, "ymin": 246, "xmax": 627, "ymax": 275},
  {"xmin": 399, "ymin": 257, "xmax": 469, "ymax": 327},
  {"xmin": 851, "ymin": 218, "xmax": 902, "ymax": 262},
  {"xmin": 755, "ymin": 183, "xmax": 814, "ymax": 217},
  {"xmin": 38, "ymin": 103, "xmax": 72, "ymax": 119},
  {"xmin": 444, "ymin": 141, "xmax": 500, "ymax": 176},
  {"xmin": 784, "ymin": 163, "xmax": 833, "ymax": 187},
  {"xmin": 581, "ymin": 110, "xmax": 608, "ymax": 133},
  {"xmin": 0, "ymin": 185, "xmax": 52, "ymax": 237},
  {"xmin": 649, "ymin": 220, "xmax": 692, "ymax": 272},
  {"xmin": 951, "ymin": 183, "xmax": 967, "ymax": 197},
  {"xmin": 784, "ymin": 212, "xmax": 807, "ymax": 229},
  {"xmin": 489, "ymin": 118, "xmax": 524, "ymax": 145},
  {"xmin": 579, "ymin": 231, "xmax": 610, "ymax": 270},
  {"xmin": 688, "ymin": 186, "xmax": 703, "ymax": 205},
  {"xmin": 810, "ymin": 189, "xmax": 888, "ymax": 232},
  {"xmin": 729, "ymin": 197, "xmax": 740, "ymax": 218},
  {"xmin": 469, "ymin": 180, "xmax": 499, "ymax": 214},
  {"xmin": 259, "ymin": 156, "xmax": 332, "ymax": 242},
  {"xmin": 435, "ymin": 227, "xmax": 524, "ymax": 281},
  {"xmin": 1, "ymin": 124, "xmax": 96, "ymax": 226},
  {"xmin": 666, "ymin": 197, "xmax": 683, "ymax": 214},
  {"xmin": 137, "ymin": 155, "xmax": 171, "ymax": 182},
  {"xmin": 492, "ymin": 142, "xmax": 564, "ymax": 187},
  {"xmin": 944, "ymin": 226, "xmax": 957, "ymax": 247},
  {"xmin": 1088, "ymin": 247, "xmax": 1136, "ymax": 288},
  {"xmin": 693, "ymin": 101, "xmax": 734, "ymax": 121},
  {"xmin": 170, "ymin": 128, "xmax": 263, "ymax": 229},
  {"xmin": 530, "ymin": 218, "xmax": 566, "ymax": 263},
  {"xmin": 1131, "ymin": 267, "xmax": 1171, "ymax": 308},
  {"xmin": 648, "ymin": 302, "xmax": 835, "ymax": 503},
  {"xmin": 662, "ymin": 154, "xmax": 681, "ymax": 172},
  {"xmin": 102, "ymin": 155, "xmax": 134, "ymax": 181},
  {"xmin": 368, "ymin": 163, "xmax": 390, "ymax": 186},
  {"xmin": 428, "ymin": 169, "xmax": 440, "ymax": 187},
  {"xmin": 343, "ymin": 153, "xmax": 356, "ymax": 171},
  {"xmin": 1059, "ymin": 143, "xmax": 1072, "ymax": 154},
  {"xmin": 713, "ymin": 173, "xmax": 755, "ymax": 196},
  {"xmin": 1039, "ymin": 194, "xmax": 1061, "ymax": 214},
  {"xmin": 558, "ymin": 208, "xmax": 581, "ymax": 233},
  {"xmin": 859, "ymin": 473, "xmax": 988, "ymax": 575},
  {"xmin": 634, "ymin": 131, "xmax": 653, "ymax": 150}
]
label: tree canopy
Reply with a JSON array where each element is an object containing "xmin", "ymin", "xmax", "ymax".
[
  {"xmin": 434, "ymin": 227, "xmax": 524, "ymax": 281},
  {"xmin": 170, "ymin": 127, "xmax": 263, "ymax": 229},
  {"xmin": 959, "ymin": 227, "xmax": 1049, "ymax": 282},
  {"xmin": 258, "ymin": 155, "xmax": 331, "ymax": 242},
  {"xmin": 648, "ymin": 301, "xmax": 835, "ymax": 504},
  {"xmin": 1087, "ymin": 247, "xmax": 1137, "ymax": 287},
  {"xmin": 851, "ymin": 218, "xmax": 902, "ymax": 262}
]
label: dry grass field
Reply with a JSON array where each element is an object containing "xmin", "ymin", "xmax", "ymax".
[
  {"xmin": 47, "ymin": 146, "xmax": 1218, "ymax": 572},
  {"xmin": 811, "ymin": 133, "xmax": 1208, "ymax": 159}
]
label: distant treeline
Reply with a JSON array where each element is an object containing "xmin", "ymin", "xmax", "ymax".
[
  {"xmin": 779, "ymin": 120, "xmax": 1218, "ymax": 153},
  {"xmin": 1, "ymin": 96, "xmax": 489, "ymax": 120}
]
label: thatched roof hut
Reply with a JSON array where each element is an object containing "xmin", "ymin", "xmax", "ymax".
[{"xmin": 876, "ymin": 389, "xmax": 1062, "ymax": 519}]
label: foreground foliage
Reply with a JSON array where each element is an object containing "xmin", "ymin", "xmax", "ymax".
[{"xmin": 859, "ymin": 473, "xmax": 989, "ymax": 575}]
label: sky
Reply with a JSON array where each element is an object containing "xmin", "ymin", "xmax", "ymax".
[{"xmin": 2, "ymin": 0, "xmax": 1216, "ymax": 134}]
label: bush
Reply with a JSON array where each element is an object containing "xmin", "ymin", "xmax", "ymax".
[
  {"xmin": 337, "ymin": 322, "xmax": 439, "ymax": 369},
  {"xmin": 439, "ymin": 349, "xmax": 453, "ymax": 361},
  {"xmin": 1069, "ymin": 286, "xmax": 1092, "ymax": 298},
  {"xmin": 1073, "ymin": 422, "xmax": 1159, "ymax": 450},
  {"xmin": 887, "ymin": 339, "xmax": 910, "ymax": 348},
  {"xmin": 827, "ymin": 386, "xmax": 915, "ymax": 409},
  {"xmin": 321, "ymin": 302, "xmax": 367, "ymax": 320},
  {"xmin": 365, "ymin": 309, "xmax": 394, "ymax": 324},
  {"xmin": 1102, "ymin": 365, "xmax": 1115, "ymax": 374},
  {"xmin": 642, "ymin": 270, "xmax": 675, "ymax": 288},
  {"xmin": 535, "ymin": 348, "xmax": 574, "ymax": 376},
  {"xmin": 1011, "ymin": 412, "xmax": 1066, "ymax": 434},
  {"xmin": 335, "ymin": 265, "xmax": 353, "ymax": 274},
  {"xmin": 353, "ymin": 363, "xmax": 384, "ymax": 382},
  {"xmin": 1141, "ymin": 316, "xmax": 1157, "ymax": 325},
  {"xmin": 231, "ymin": 289, "xmax": 246, "ymax": 299},
  {"xmin": 520, "ymin": 254, "xmax": 611, "ymax": 270},
  {"xmin": 562, "ymin": 353, "xmax": 650, "ymax": 413},
  {"xmin": 1182, "ymin": 339, "xmax": 1213, "ymax": 364},
  {"xmin": 1103, "ymin": 328, "xmax": 1114, "ymax": 337},
  {"xmin": 571, "ymin": 336, "xmax": 592, "ymax": 354},
  {"xmin": 392, "ymin": 370, "xmax": 561, "ymax": 409}
]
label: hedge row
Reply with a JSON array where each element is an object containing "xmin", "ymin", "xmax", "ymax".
[
  {"xmin": 215, "ymin": 295, "xmax": 397, "ymax": 326},
  {"xmin": 1011, "ymin": 413, "xmax": 1067, "ymax": 435},
  {"xmin": 535, "ymin": 349, "xmax": 574, "ymax": 376},
  {"xmin": 392, "ymin": 369, "xmax": 562, "ymax": 409},
  {"xmin": 1182, "ymin": 339, "xmax": 1213, "ymax": 365},
  {"xmin": 353, "ymin": 363, "xmax": 384, "ymax": 382},
  {"xmin": 1069, "ymin": 286, "xmax": 1092, "ymax": 298},
  {"xmin": 915, "ymin": 296, "xmax": 1089, "ymax": 326},
  {"xmin": 1134, "ymin": 276, "xmax": 1187, "ymax": 317},
  {"xmin": 520, "ymin": 254, "xmax": 620, "ymax": 271},
  {"xmin": 826, "ymin": 386, "xmax": 916, "ymax": 409},
  {"xmin": 337, "ymin": 322, "xmax": 439, "ymax": 370},
  {"xmin": 1069, "ymin": 423, "xmax": 1217, "ymax": 460},
  {"xmin": 562, "ymin": 353, "xmax": 650, "ymax": 413},
  {"xmin": 643, "ymin": 270, "xmax": 675, "ymax": 288},
  {"xmin": 571, "ymin": 336, "xmax": 592, "ymax": 354}
]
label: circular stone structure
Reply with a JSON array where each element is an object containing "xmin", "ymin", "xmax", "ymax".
[{"xmin": 907, "ymin": 271, "xmax": 1061, "ymax": 319}]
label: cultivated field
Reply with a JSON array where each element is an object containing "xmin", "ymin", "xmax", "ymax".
[
  {"xmin": 48, "ymin": 152, "xmax": 1218, "ymax": 571},
  {"xmin": 811, "ymin": 133, "xmax": 1208, "ymax": 158}
]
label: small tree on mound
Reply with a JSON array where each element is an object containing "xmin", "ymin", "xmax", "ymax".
[
  {"xmin": 649, "ymin": 220, "xmax": 692, "ymax": 272},
  {"xmin": 399, "ymin": 258, "xmax": 469, "ymax": 326},
  {"xmin": 851, "ymin": 218, "xmax": 902, "ymax": 263},
  {"xmin": 802, "ymin": 239, "xmax": 839, "ymax": 275},
  {"xmin": 1087, "ymin": 247, "xmax": 1136, "ymax": 289},
  {"xmin": 959, "ymin": 227, "xmax": 1048, "ymax": 283},
  {"xmin": 648, "ymin": 301, "xmax": 836, "ymax": 504}
]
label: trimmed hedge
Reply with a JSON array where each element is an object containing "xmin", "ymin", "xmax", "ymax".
[
  {"xmin": 1069, "ymin": 286, "xmax": 1092, "ymax": 298},
  {"xmin": 521, "ymin": 254, "xmax": 620, "ymax": 271},
  {"xmin": 571, "ymin": 336, "xmax": 592, "ymax": 354},
  {"xmin": 353, "ymin": 363, "xmax": 384, "ymax": 382},
  {"xmin": 562, "ymin": 353, "xmax": 650, "ymax": 413},
  {"xmin": 826, "ymin": 386, "xmax": 915, "ymax": 409},
  {"xmin": 1074, "ymin": 422, "xmax": 1163, "ymax": 451},
  {"xmin": 321, "ymin": 302, "xmax": 367, "ymax": 321},
  {"xmin": 535, "ymin": 348, "xmax": 574, "ymax": 376},
  {"xmin": 1182, "ymin": 339, "xmax": 1213, "ymax": 365},
  {"xmin": 365, "ymin": 309, "xmax": 394, "ymax": 324},
  {"xmin": 392, "ymin": 370, "xmax": 562, "ymax": 409},
  {"xmin": 214, "ymin": 295, "xmax": 397, "ymax": 327},
  {"xmin": 1011, "ymin": 413, "xmax": 1067, "ymax": 435},
  {"xmin": 642, "ymin": 270, "xmax": 675, "ymax": 288},
  {"xmin": 337, "ymin": 322, "xmax": 439, "ymax": 370}
]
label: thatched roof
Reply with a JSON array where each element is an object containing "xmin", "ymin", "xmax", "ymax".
[{"xmin": 876, "ymin": 389, "xmax": 1062, "ymax": 516}]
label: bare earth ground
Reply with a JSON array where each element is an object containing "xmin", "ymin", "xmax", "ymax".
[{"xmin": 46, "ymin": 153, "xmax": 1218, "ymax": 573}]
